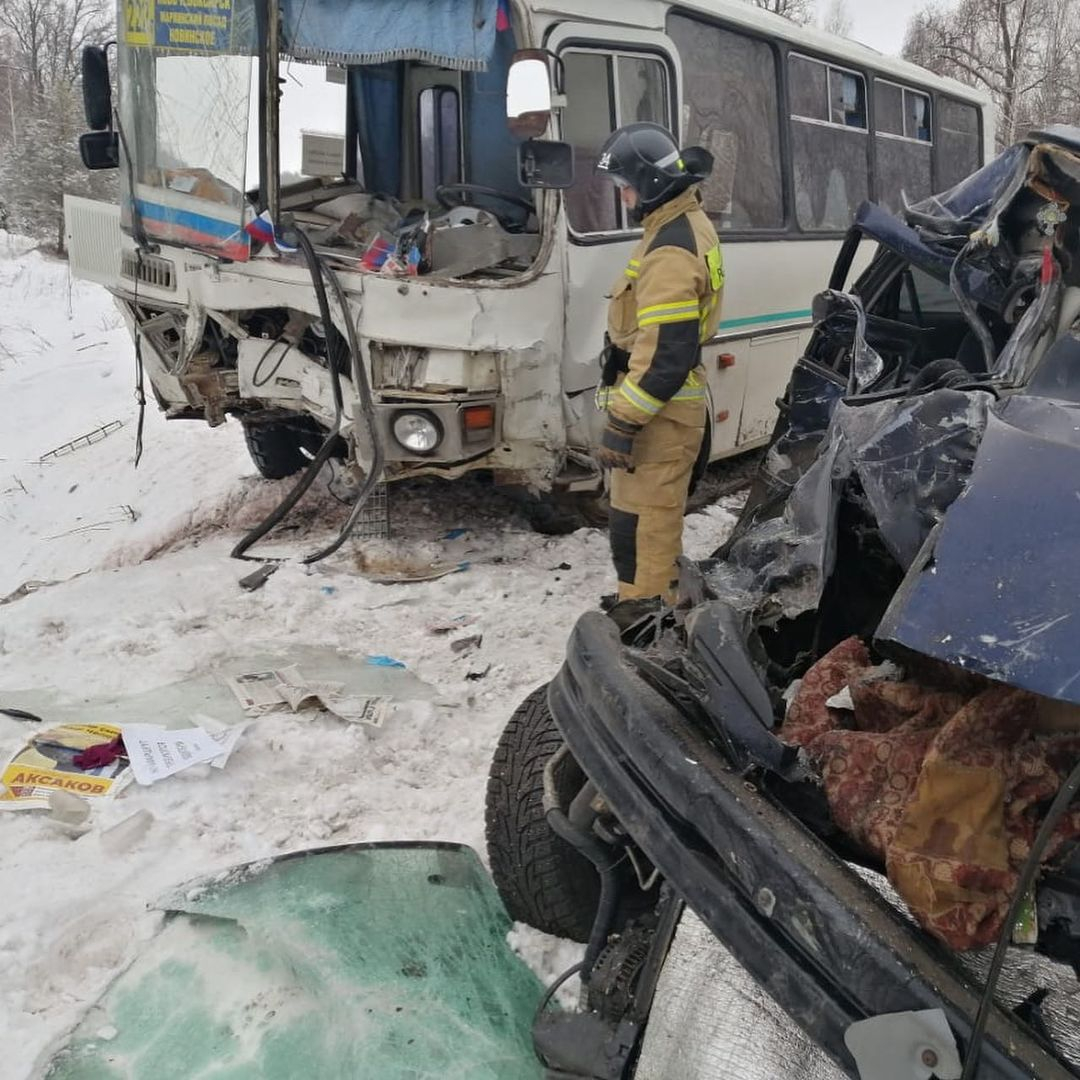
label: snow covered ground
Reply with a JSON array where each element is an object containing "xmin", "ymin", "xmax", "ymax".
[{"xmin": 0, "ymin": 235, "xmax": 740, "ymax": 1078}]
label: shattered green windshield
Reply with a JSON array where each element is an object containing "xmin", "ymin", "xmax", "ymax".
[{"xmin": 45, "ymin": 843, "xmax": 544, "ymax": 1079}]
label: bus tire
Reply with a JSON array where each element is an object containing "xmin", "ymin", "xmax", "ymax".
[
  {"xmin": 242, "ymin": 419, "xmax": 311, "ymax": 480},
  {"xmin": 485, "ymin": 685, "xmax": 601, "ymax": 943}
]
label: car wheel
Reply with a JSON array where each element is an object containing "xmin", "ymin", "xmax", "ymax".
[
  {"xmin": 242, "ymin": 419, "xmax": 314, "ymax": 480},
  {"xmin": 485, "ymin": 685, "xmax": 601, "ymax": 943}
]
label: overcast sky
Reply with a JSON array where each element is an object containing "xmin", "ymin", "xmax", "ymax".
[{"xmin": 846, "ymin": 0, "xmax": 936, "ymax": 55}]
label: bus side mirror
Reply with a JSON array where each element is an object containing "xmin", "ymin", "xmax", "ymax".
[
  {"xmin": 82, "ymin": 45, "xmax": 112, "ymax": 131},
  {"xmin": 80, "ymin": 131, "xmax": 119, "ymax": 170},
  {"xmin": 506, "ymin": 51, "xmax": 553, "ymax": 139},
  {"xmin": 518, "ymin": 139, "xmax": 574, "ymax": 190}
]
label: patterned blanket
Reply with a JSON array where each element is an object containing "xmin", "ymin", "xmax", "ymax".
[{"xmin": 785, "ymin": 638, "xmax": 1080, "ymax": 949}]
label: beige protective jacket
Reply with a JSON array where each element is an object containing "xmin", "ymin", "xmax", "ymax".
[{"xmin": 602, "ymin": 186, "xmax": 724, "ymax": 428}]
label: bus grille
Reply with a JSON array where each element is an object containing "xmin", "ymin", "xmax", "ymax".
[{"xmin": 121, "ymin": 251, "xmax": 176, "ymax": 291}]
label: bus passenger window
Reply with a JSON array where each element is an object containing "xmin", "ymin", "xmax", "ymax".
[
  {"xmin": 561, "ymin": 50, "xmax": 670, "ymax": 234},
  {"xmin": 937, "ymin": 97, "xmax": 981, "ymax": 191},
  {"xmin": 667, "ymin": 14, "xmax": 784, "ymax": 231},
  {"xmin": 875, "ymin": 81, "xmax": 932, "ymax": 214},
  {"xmin": 789, "ymin": 54, "xmax": 868, "ymax": 232},
  {"xmin": 829, "ymin": 69, "xmax": 866, "ymax": 128},
  {"xmin": 419, "ymin": 86, "xmax": 461, "ymax": 203}
]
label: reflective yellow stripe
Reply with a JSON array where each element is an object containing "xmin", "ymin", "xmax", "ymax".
[
  {"xmin": 672, "ymin": 383, "xmax": 706, "ymax": 401},
  {"xmin": 624, "ymin": 268, "xmax": 639, "ymax": 279},
  {"xmin": 640, "ymin": 311, "xmax": 700, "ymax": 328},
  {"xmin": 699, "ymin": 292, "xmax": 719, "ymax": 342},
  {"xmin": 606, "ymin": 373, "xmax": 704, "ymax": 414},
  {"xmin": 638, "ymin": 300, "xmax": 701, "ymax": 317},
  {"xmin": 619, "ymin": 379, "xmax": 664, "ymax": 417}
]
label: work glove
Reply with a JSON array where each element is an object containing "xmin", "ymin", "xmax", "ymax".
[
  {"xmin": 599, "ymin": 337, "xmax": 630, "ymax": 387},
  {"xmin": 595, "ymin": 415, "xmax": 641, "ymax": 471}
]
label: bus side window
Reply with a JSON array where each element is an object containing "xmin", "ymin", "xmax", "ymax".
[
  {"xmin": 419, "ymin": 86, "xmax": 461, "ymax": 203},
  {"xmin": 667, "ymin": 13, "xmax": 784, "ymax": 231},
  {"xmin": 789, "ymin": 54, "xmax": 869, "ymax": 232},
  {"xmin": 936, "ymin": 97, "xmax": 981, "ymax": 191},
  {"xmin": 874, "ymin": 81, "xmax": 932, "ymax": 215}
]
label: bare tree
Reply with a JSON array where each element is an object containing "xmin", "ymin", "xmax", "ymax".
[
  {"xmin": 904, "ymin": 0, "xmax": 1079, "ymax": 146},
  {"xmin": 0, "ymin": 0, "xmax": 114, "ymax": 250},
  {"xmin": 749, "ymin": 0, "xmax": 817, "ymax": 26},
  {"xmin": 820, "ymin": 0, "xmax": 853, "ymax": 36}
]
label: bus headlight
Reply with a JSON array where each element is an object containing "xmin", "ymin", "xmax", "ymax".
[{"xmin": 391, "ymin": 411, "xmax": 442, "ymax": 455}]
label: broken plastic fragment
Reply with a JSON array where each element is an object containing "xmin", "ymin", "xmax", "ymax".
[
  {"xmin": 366, "ymin": 655, "xmax": 406, "ymax": 669},
  {"xmin": 99, "ymin": 809, "xmax": 154, "ymax": 855}
]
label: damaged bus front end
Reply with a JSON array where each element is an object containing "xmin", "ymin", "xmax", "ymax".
[
  {"xmin": 68, "ymin": 0, "xmax": 583, "ymax": 515},
  {"xmin": 486, "ymin": 128, "xmax": 1080, "ymax": 1078}
]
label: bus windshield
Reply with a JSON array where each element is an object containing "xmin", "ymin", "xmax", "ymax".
[{"xmin": 117, "ymin": 0, "xmax": 258, "ymax": 259}]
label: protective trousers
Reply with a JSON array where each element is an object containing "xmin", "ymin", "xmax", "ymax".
[{"xmin": 608, "ymin": 406, "xmax": 704, "ymax": 602}]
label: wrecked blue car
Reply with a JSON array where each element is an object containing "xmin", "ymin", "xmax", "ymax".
[{"xmin": 488, "ymin": 126, "xmax": 1080, "ymax": 1080}]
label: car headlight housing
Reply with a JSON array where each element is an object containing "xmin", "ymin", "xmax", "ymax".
[{"xmin": 391, "ymin": 411, "xmax": 442, "ymax": 455}]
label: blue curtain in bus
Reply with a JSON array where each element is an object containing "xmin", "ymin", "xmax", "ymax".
[
  {"xmin": 281, "ymin": 0, "xmax": 500, "ymax": 71},
  {"xmin": 351, "ymin": 64, "xmax": 403, "ymax": 197},
  {"xmin": 463, "ymin": 11, "xmax": 521, "ymax": 212}
]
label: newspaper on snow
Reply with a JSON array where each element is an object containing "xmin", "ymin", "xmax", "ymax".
[
  {"xmin": 226, "ymin": 665, "xmax": 391, "ymax": 726},
  {"xmin": 0, "ymin": 723, "xmax": 131, "ymax": 810}
]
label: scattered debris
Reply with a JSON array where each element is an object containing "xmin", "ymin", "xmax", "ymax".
[
  {"xmin": 99, "ymin": 809, "xmax": 154, "ymax": 854},
  {"xmin": 0, "ymin": 706, "xmax": 42, "ymax": 723},
  {"xmin": 73, "ymin": 734, "xmax": 125, "ymax": 770},
  {"xmin": 0, "ymin": 723, "xmax": 131, "ymax": 809},
  {"xmin": 366, "ymin": 655, "xmax": 406, "ymax": 669},
  {"xmin": 428, "ymin": 614, "xmax": 478, "ymax": 635},
  {"xmin": 39, "ymin": 420, "xmax": 125, "ymax": 462},
  {"xmin": 238, "ymin": 562, "xmax": 280, "ymax": 592},
  {"xmin": 123, "ymin": 724, "xmax": 233, "ymax": 786},
  {"xmin": 465, "ymin": 664, "xmax": 491, "ymax": 682},
  {"xmin": 362, "ymin": 561, "xmax": 470, "ymax": 585},
  {"xmin": 0, "ymin": 572, "xmax": 89, "ymax": 606},
  {"xmin": 451, "ymin": 635, "xmax": 483, "ymax": 655},
  {"xmin": 442, "ymin": 528, "xmax": 469, "ymax": 541},
  {"xmin": 48, "ymin": 789, "xmax": 93, "ymax": 838},
  {"xmin": 226, "ymin": 666, "xmax": 392, "ymax": 727},
  {"xmin": 45, "ymin": 505, "xmax": 138, "ymax": 541}
]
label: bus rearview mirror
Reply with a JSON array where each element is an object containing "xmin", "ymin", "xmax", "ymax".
[
  {"xmin": 506, "ymin": 52, "xmax": 552, "ymax": 139},
  {"xmin": 82, "ymin": 45, "xmax": 112, "ymax": 131},
  {"xmin": 79, "ymin": 130, "xmax": 119, "ymax": 171},
  {"xmin": 518, "ymin": 139, "xmax": 574, "ymax": 190}
]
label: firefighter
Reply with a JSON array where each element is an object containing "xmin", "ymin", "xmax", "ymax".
[{"xmin": 593, "ymin": 122, "xmax": 724, "ymax": 604}]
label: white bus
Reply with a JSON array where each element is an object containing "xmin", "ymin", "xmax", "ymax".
[{"xmin": 66, "ymin": 0, "xmax": 992, "ymax": 522}]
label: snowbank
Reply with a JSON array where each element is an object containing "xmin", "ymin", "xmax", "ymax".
[{"xmin": 0, "ymin": 240, "xmax": 739, "ymax": 1077}]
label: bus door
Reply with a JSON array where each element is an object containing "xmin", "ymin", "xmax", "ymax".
[{"xmin": 548, "ymin": 24, "xmax": 683, "ymax": 410}]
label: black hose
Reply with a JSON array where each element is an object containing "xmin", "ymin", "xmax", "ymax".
[
  {"xmin": 230, "ymin": 228, "xmax": 347, "ymax": 562},
  {"xmin": 546, "ymin": 806, "xmax": 622, "ymax": 974},
  {"xmin": 960, "ymin": 756, "xmax": 1080, "ymax": 1080},
  {"xmin": 532, "ymin": 960, "xmax": 586, "ymax": 1066},
  {"xmin": 300, "ymin": 263, "xmax": 384, "ymax": 565}
]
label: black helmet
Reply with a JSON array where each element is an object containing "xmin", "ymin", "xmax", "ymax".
[{"xmin": 595, "ymin": 122, "xmax": 713, "ymax": 214}]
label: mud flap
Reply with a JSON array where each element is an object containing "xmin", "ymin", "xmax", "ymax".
[{"xmin": 43, "ymin": 843, "xmax": 545, "ymax": 1079}]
